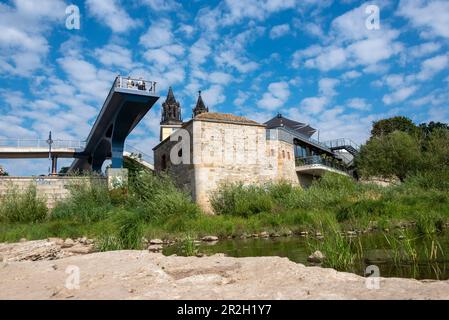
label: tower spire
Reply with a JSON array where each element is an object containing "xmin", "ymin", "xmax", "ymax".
[
  {"xmin": 161, "ymin": 87, "xmax": 182, "ymax": 125},
  {"xmin": 192, "ymin": 90, "xmax": 209, "ymax": 117}
]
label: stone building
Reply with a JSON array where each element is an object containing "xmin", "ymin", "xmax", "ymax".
[{"xmin": 153, "ymin": 89, "xmax": 357, "ymax": 213}]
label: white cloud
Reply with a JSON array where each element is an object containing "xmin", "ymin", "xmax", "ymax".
[
  {"xmin": 141, "ymin": 0, "xmax": 181, "ymax": 11},
  {"xmin": 318, "ymin": 78, "xmax": 339, "ymax": 97},
  {"xmin": 299, "ymin": 96, "xmax": 328, "ymax": 114},
  {"xmin": 346, "ymin": 98, "xmax": 372, "ymax": 111},
  {"xmin": 234, "ymin": 90, "xmax": 249, "ymax": 107},
  {"xmin": 257, "ymin": 81, "xmax": 290, "ymax": 110},
  {"xmin": 408, "ymin": 42, "xmax": 442, "ymax": 59},
  {"xmin": 269, "ymin": 24, "xmax": 290, "ymax": 39},
  {"xmin": 86, "ymin": 0, "xmax": 138, "ymax": 33},
  {"xmin": 0, "ymin": 0, "xmax": 67, "ymax": 76},
  {"xmin": 189, "ymin": 38, "xmax": 211, "ymax": 65},
  {"xmin": 139, "ymin": 19, "xmax": 173, "ymax": 49},
  {"xmin": 416, "ymin": 54, "xmax": 449, "ymax": 81},
  {"xmin": 293, "ymin": 3, "xmax": 403, "ymax": 72},
  {"xmin": 383, "ymin": 85, "xmax": 418, "ymax": 105},
  {"xmin": 342, "ymin": 70, "xmax": 362, "ymax": 80},
  {"xmin": 94, "ymin": 44, "xmax": 135, "ymax": 69},
  {"xmin": 201, "ymin": 85, "xmax": 226, "ymax": 107},
  {"xmin": 398, "ymin": 0, "xmax": 449, "ymax": 39},
  {"xmin": 222, "ymin": 0, "xmax": 296, "ymax": 25}
]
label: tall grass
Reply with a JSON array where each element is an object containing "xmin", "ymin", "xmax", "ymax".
[
  {"xmin": 0, "ymin": 184, "xmax": 47, "ymax": 223},
  {"xmin": 51, "ymin": 177, "xmax": 112, "ymax": 223}
]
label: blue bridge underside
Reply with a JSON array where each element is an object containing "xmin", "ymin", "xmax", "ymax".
[{"xmin": 69, "ymin": 88, "xmax": 159, "ymax": 173}]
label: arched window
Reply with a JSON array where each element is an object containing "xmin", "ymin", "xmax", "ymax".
[{"xmin": 282, "ymin": 150, "xmax": 285, "ymax": 159}]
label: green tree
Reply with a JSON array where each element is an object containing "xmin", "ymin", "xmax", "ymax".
[
  {"xmin": 0, "ymin": 165, "xmax": 8, "ymax": 176},
  {"xmin": 419, "ymin": 121, "xmax": 449, "ymax": 138},
  {"xmin": 371, "ymin": 116, "xmax": 417, "ymax": 137},
  {"xmin": 356, "ymin": 131, "xmax": 422, "ymax": 182},
  {"xmin": 421, "ymin": 128, "xmax": 449, "ymax": 170}
]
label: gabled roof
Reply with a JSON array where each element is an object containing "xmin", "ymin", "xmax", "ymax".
[{"xmin": 264, "ymin": 114, "xmax": 316, "ymax": 137}]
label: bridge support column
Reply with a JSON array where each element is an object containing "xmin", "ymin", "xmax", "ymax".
[
  {"xmin": 51, "ymin": 156, "xmax": 58, "ymax": 176},
  {"xmin": 111, "ymin": 142, "xmax": 124, "ymax": 169}
]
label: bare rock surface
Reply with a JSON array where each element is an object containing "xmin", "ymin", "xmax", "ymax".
[
  {"xmin": 1, "ymin": 241, "xmax": 449, "ymax": 300},
  {"xmin": 0, "ymin": 239, "xmax": 94, "ymax": 262}
]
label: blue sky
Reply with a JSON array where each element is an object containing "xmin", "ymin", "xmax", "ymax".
[{"xmin": 1, "ymin": 0, "xmax": 449, "ymax": 175}]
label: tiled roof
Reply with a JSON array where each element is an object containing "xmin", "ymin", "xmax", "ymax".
[{"xmin": 194, "ymin": 112, "xmax": 261, "ymax": 125}]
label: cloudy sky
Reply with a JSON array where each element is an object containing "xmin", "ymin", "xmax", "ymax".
[{"xmin": 0, "ymin": 0, "xmax": 448, "ymax": 175}]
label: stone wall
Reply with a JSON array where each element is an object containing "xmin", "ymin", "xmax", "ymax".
[
  {"xmin": 153, "ymin": 118, "xmax": 301, "ymax": 213},
  {"xmin": 0, "ymin": 176, "xmax": 106, "ymax": 209}
]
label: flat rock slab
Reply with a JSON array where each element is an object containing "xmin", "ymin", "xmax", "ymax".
[{"xmin": 1, "ymin": 247, "xmax": 449, "ymax": 299}]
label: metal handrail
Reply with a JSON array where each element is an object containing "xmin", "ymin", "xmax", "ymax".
[
  {"xmin": 124, "ymin": 144, "xmax": 154, "ymax": 165},
  {"xmin": 276, "ymin": 126, "xmax": 333, "ymax": 153},
  {"xmin": 322, "ymin": 138, "xmax": 360, "ymax": 151},
  {"xmin": 0, "ymin": 139, "xmax": 86, "ymax": 149},
  {"xmin": 295, "ymin": 155, "xmax": 350, "ymax": 173},
  {"xmin": 114, "ymin": 75, "xmax": 157, "ymax": 94}
]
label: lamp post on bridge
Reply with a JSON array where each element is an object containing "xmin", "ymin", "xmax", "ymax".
[{"xmin": 46, "ymin": 131, "xmax": 57, "ymax": 176}]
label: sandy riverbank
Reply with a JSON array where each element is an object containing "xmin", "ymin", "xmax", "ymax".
[{"xmin": 1, "ymin": 240, "xmax": 448, "ymax": 300}]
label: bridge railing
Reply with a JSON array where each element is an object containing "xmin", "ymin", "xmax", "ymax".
[
  {"xmin": 124, "ymin": 144, "xmax": 154, "ymax": 165},
  {"xmin": 0, "ymin": 139, "xmax": 86, "ymax": 149},
  {"xmin": 114, "ymin": 76, "xmax": 157, "ymax": 94}
]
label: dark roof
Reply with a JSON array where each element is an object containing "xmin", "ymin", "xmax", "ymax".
[{"xmin": 264, "ymin": 114, "xmax": 316, "ymax": 137}]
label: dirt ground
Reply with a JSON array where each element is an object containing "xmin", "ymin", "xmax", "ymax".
[{"xmin": 1, "ymin": 240, "xmax": 449, "ymax": 300}]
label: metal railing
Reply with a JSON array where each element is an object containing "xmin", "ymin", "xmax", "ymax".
[
  {"xmin": 124, "ymin": 144, "xmax": 154, "ymax": 165},
  {"xmin": 322, "ymin": 138, "xmax": 360, "ymax": 151},
  {"xmin": 114, "ymin": 75, "xmax": 157, "ymax": 94},
  {"xmin": 268, "ymin": 127, "xmax": 333, "ymax": 153},
  {"xmin": 0, "ymin": 138, "xmax": 86, "ymax": 149},
  {"xmin": 295, "ymin": 155, "xmax": 350, "ymax": 173}
]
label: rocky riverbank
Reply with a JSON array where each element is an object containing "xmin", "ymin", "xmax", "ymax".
[{"xmin": 1, "ymin": 240, "xmax": 449, "ymax": 300}]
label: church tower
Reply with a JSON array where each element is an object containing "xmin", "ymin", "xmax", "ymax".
[
  {"xmin": 192, "ymin": 91, "xmax": 209, "ymax": 117},
  {"xmin": 160, "ymin": 87, "xmax": 183, "ymax": 141}
]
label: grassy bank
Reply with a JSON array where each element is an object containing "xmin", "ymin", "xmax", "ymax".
[{"xmin": 1, "ymin": 172, "xmax": 448, "ymax": 250}]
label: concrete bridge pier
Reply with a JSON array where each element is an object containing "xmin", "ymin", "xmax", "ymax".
[{"xmin": 51, "ymin": 156, "xmax": 58, "ymax": 175}]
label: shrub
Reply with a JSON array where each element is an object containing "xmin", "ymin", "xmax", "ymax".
[
  {"xmin": 52, "ymin": 178, "xmax": 112, "ymax": 223},
  {"xmin": 129, "ymin": 172, "xmax": 200, "ymax": 221},
  {"xmin": 0, "ymin": 185, "xmax": 47, "ymax": 223},
  {"xmin": 210, "ymin": 183, "xmax": 273, "ymax": 217}
]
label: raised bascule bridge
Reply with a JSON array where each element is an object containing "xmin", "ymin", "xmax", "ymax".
[{"xmin": 0, "ymin": 76, "xmax": 159, "ymax": 174}]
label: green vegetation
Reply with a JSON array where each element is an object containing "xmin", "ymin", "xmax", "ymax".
[
  {"xmin": 357, "ymin": 117, "xmax": 449, "ymax": 183},
  {"xmin": 1, "ymin": 172, "xmax": 448, "ymax": 252},
  {"xmin": 0, "ymin": 185, "xmax": 47, "ymax": 223},
  {"xmin": 0, "ymin": 165, "xmax": 8, "ymax": 176}
]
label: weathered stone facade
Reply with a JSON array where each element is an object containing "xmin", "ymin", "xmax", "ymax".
[{"xmin": 154, "ymin": 113, "xmax": 299, "ymax": 213}]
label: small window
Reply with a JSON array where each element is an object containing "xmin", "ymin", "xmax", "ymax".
[
  {"xmin": 282, "ymin": 150, "xmax": 285, "ymax": 159},
  {"xmin": 287, "ymin": 152, "xmax": 290, "ymax": 160},
  {"xmin": 178, "ymin": 148, "xmax": 182, "ymax": 157},
  {"xmin": 161, "ymin": 154, "xmax": 167, "ymax": 170}
]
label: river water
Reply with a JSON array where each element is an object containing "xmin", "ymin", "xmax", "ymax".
[{"xmin": 163, "ymin": 232, "xmax": 449, "ymax": 280}]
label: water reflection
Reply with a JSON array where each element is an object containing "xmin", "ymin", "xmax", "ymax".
[{"xmin": 163, "ymin": 232, "xmax": 449, "ymax": 280}]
